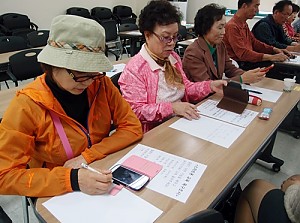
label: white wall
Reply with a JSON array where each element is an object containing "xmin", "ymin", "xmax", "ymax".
[
  {"xmin": 187, "ymin": 0, "xmax": 300, "ymax": 24},
  {"xmin": 0, "ymin": 0, "xmax": 138, "ymax": 29}
]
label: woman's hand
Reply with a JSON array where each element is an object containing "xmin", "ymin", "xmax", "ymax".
[
  {"xmin": 210, "ymin": 80, "xmax": 227, "ymax": 94},
  {"xmin": 242, "ymin": 68, "xmax": 266, "ymax": 84},
  {"xmin": 172, "ymin": 102, "xmax": 200, "ymax": 120},
  {"xmin": 281, "ymin": 175, "xmax": 300, "ymax": 192},
  {"xmin": 78, "ymin": 168, "xmax": 112, "ymax": 195},
  {"xmin": 64, "ymin": 155, "xmax": 87, "ymax": 169}
]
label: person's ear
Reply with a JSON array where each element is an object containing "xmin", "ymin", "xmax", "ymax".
[{"xmin": 144, "ymin": 31, "xmax": 152, "ymax": 41}]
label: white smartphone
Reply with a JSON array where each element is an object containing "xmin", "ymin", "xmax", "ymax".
[{"xmin": 111, "ymin": 165, "xmax": 150, "ymax": 191}]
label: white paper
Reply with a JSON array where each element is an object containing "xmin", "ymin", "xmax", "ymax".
[
  {"xmin": 197, "ymin": 100, "xmax": 258, "ymax": 127},
  {"xmin": 106, "ymin": 63, "xmax": 126, "ymax": 78},
  {"xmin": 242, "ymin": 85, "xmax": 282, "ymax": 103},
  {"xmin": 43, "ymin": 188, "xmax": 162, "ymax": 223},
  {"xmin": 169, "ymin": 116, "xmax": 245, "ymax": 148},
  {"xmin": 115, "ymin": 144, "xmax": 207, "ymax": 203},
  {"xmin": 285, "ymin": 56, "xmax": 300, "ymax": 65}
]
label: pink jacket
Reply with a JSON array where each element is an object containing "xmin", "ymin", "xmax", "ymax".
[{"xmin": 119, "ymin": 47, "xmax": 212, "ymax": 132}]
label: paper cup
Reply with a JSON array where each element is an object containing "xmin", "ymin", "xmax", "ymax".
[{"xmin": 283, "ymin": 78, "xmax": 296, "ymax": 92}]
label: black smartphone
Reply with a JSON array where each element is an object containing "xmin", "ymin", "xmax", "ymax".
[{"xmin": 111, "ymin": 165, "xmax": 150, "ymax": 191}]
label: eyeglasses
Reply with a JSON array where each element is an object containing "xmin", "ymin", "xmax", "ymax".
[
  {"xmin": 66, "ymin": 69, "xmax": 106, "ymax": 82},
  {"xmin": 152, "ymin": 32, "xmax": 181, "ymax": 44}
]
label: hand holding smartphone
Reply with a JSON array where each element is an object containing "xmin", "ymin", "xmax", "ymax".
[
  {"xmin": 260, "ymin": 64, "xmax": 274, "ymax": 73},
  {"xmin": 111, "ymin": 165, "xmax": 150, "ymax": 191}
]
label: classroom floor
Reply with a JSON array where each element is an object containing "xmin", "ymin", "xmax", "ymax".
[{"xmin": 0, "ymin": 65, "xmax": 299, "ymax": 222}]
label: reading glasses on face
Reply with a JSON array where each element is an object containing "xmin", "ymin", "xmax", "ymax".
[
  {"xmin": 152, "ymin": 32, "xmax": 181, "ymax": 44},
  {"xmin": 66, "ymin": 69, "xmax": 106, "ymax": 82}
]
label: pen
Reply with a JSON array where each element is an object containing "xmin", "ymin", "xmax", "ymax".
[
  {"xmin": 246, "ymin": 89, "xmax": 262, "ymax": 94},
  {"xmin": 81, "ymin": 163, "xmax": 102, "ymax": 174}
]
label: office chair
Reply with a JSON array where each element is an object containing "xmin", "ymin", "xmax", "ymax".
[
  {"xmin": 6, "ymin": 49, "xmax": 43, "ymax": 87},
  {"xmin": 118, "ymin": 23, "xmax": 139, "ymax": 57},
  {"xmin": 100, "ymin": 19, "xmax": 122, "ymax": 61},
  {"xmin": 180, "ymin": 209, "xmax": 225, "ymax": 223},
  {"xmin": 27, "ymin": 30, "xmax": 49, "ymax": 47},
  {"xmin": 113, "ymin": 5, "xmax": 137, "ymax": 24},
  {"xmin": 91, "ymin": 7, "xmax": 117, "ymax": 23},
  {"xmin": 0, "ymin": 13, "xmax": 38, "ymax": 39},
  {"xmin": 175, "ymin": 25, "xmax": 197, "ymax": 58},
  {"xmin": 66, "ymin": 7, "xmax": 92, "ymax": 19},
  {"xmin": 0, "ymin": 36, "xmax": 28, "ymax": 89}
]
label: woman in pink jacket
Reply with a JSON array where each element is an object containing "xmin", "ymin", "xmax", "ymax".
[{"xmin": 119, "ymin": 0, "xmax": 226, "ymax": 132}]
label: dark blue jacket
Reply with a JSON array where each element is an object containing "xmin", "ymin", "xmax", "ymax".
[{"xmin": 252, "ymin": 14, "xmax": 292, "ymax": 49}]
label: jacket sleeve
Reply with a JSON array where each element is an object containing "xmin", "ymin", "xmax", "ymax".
[
  {"xmin": 225, "ymin": 24, "xmax": 266, "ymax": 62},
  {"xmin": 0, "ymin": 94, "xmax": 73, "ymax": 197},
  {"xmin": 82, "ymin": 78, "xmax": 143, "ymax": 163},
  {"xmin": 182, "ymin": 45, "xmax": 212, "ymax": 82},
  {"xmin": 119, "ymin": 63, "xmax": 174, "ymax": 124},
  {"xmin": 253, "ymin": 22, "xmax": 288, "ymax": 49}
]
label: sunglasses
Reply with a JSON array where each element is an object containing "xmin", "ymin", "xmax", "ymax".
[{"xmin": 66, "ymin": 69, "xmax": 106, "ymax": 82}]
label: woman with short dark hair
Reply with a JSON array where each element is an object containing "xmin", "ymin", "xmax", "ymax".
[
  {"xmin": 119, "ymin": 0, "xmax": 227, "ymax": 133},
  {"xmin": 183, "ymin": 3, "xmax": 266, "ymax": 83}
]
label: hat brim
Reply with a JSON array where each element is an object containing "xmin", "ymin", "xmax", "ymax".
[{"xmin": 38, "ymin": 45, "xmax": 113, "ymax": 73}]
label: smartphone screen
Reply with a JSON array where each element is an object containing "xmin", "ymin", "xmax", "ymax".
[{"xmin": 111, "ymin": 165, "xmax": 149, "ymax": 190}]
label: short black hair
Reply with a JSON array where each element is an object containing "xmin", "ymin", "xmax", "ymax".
[
  {"xmin": 138, "ymin": 0, "xmax": 181, "ymax": 34},
  {"xmin": 273, "ymin": 0, "xmax": 293, "ymax": 13},
  {"xmin": 292, "ymin": 3, "xmax": 300, "ymax": 13},
  {"xmin": 238, "ymin": 0, "xmax": 254, "ymax": 9},
  {"xmin": 194, "ymin": 4, "xmax": 226, "ymax": 36}
]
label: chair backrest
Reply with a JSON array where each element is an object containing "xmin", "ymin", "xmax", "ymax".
[
  {"xmin": 91, "ymin": 7, "xmax": 113, "ymax": 21},
  {"xmin": 8, "ymin": 49, "xmax": 43, "ymax": 81},
  {"xmin": 1, "ymin": 13, "xmax": 31, "ymax": 30},
  {"xmin": 179, "ymin": 25, "xmax": 188, "ymax": 40},
  {"xmin": 113, "ymin": 5, "xmax": 136, "ymax": 24},
  {"xmin": 180, "ymin": 209, "xmax": 224, "ymax": 223},
  {"xmin": 100, "ymin": 20, "xmax": 118, "ymax": 42},
  {"xmin": 66, "ymin": 7, "xmax": 91, "ymax": 19},
  {"xmin": 118, "ymin": 23, "xmax": 138, "ymax": 32},
  {"xmin": 0, "ymin": 36, "xmax": 28, "ymax": 53},
  {"xmin": 27, "ymin": 30, "xmax": 49, "ymax": 47},
  {"xmin": 110, "ymin": 72, "xmax": 122, "ymax": 93}
]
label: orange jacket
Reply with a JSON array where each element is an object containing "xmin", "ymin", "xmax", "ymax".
[{"xmin": 0, "ymin": 74, "xmax": 142, "ymax": 197}]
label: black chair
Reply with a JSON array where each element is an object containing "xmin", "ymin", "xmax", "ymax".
[
  {"xmin": 6, "ymin": 49, "xmax": 43, "ymax": 87},
  {"xmin": 180, "ymin": 209, "xmax": 225, "ymax": 223},
  {"xmin": 0, "ymin": 13, "xmax": 38, "ymax": 39},
  {"xmin": 27, "ymin": 30, "xmax": 49, "ymax": 47},
  {"xmin": 118, "ymin": 23, "xmax": 139, "ymax": 57},
  {"xmin": 0, "ymin": 36, "xmax": 28, "ymax": 89},
  {"xmin": 175, "ymin": 25, "xmax": 197, "ymax": 58},
  {"xmin": 91, "ymin": 7, "xmax": 117, "ymax": 23},
  {"xmin": 113, "ymin": 5, "xmax": 137, "ymax": 24},
  {"xmin": 100, "ymin": 19, "xmax": 122, "ymax": 61},
  {"xmin": 66, "ymin": 7, "xmax": 92, "ymax": 19},
  {"xmin": 110, "ymin": 71, "xmax": 122, "ymax": 93}
]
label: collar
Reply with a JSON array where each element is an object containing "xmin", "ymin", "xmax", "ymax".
[
  {"xmin": 232, "ymin": 14, "xmax": 248, "ymax": 29},
  {"xmin": 204, "ymin": 39, "xmax": 216, "ymax": 55},
  {"xmin": 140, "ymin": 44, "xmax": 178, "ymax": 71}
]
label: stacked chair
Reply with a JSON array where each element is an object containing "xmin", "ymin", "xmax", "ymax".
[
  {"xmin": 27, "ymin": 30, "xmax": 49, "ymax": 47},
  {"xmin": 113, "ymin": 5, "xmax": 137, "ymax": 24},
  {"xmin": 66, "ymin": 7, "xmax": 92, "ymax": 19},
  {"xmin": 0, "ymin": 13, "xmax": 38, "ymax": 40}
]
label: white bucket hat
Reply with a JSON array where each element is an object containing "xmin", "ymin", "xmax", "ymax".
[{"xmin": 38, "ymin": 15, "xmax": 113, "ymax": 72}]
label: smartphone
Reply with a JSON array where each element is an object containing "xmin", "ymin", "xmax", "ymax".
[
  {"xmin": 261, "ymin": 64, "xmax": 274, "ymax": 72},
  {"xmin": 111, "ymin": 165, "xmax": 150, "ymax": 191}
]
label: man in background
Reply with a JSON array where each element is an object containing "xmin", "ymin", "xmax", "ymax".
[
  {"xmin": 252, "ymin": 0, "xmax": 300, "ymax": 52},
  {"xmin": 224, "ymin": 0, "xmax": 289, "ymax": 71}
]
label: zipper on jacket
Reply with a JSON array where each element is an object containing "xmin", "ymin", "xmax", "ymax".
[{"xmin": 79, "ymin": 82, "xmax": 102, "ymax": 149}]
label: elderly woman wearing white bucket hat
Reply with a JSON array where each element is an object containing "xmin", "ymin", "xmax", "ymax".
[{"xmin": 0, "ymin": 15, "xmax": 142, "ymax": 197}]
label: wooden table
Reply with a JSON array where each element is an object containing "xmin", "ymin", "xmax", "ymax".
[
  {"xmin": 177, "ymin": 38, "xmax": 197, "ymax": 47},
  {"xmin": 0, "ymin": 46, "xmax": 44, "ymax": 64},
  {"xmin": 35, "ymin": 78, "xmax": 300, "ymax": 222}
]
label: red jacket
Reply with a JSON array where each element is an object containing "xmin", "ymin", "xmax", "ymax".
[{"xmin": 0, "ymin": 74, "xmax": 142, "ymax": 197}]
